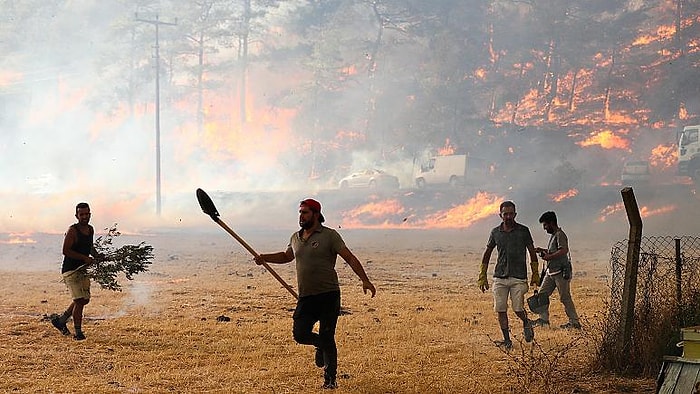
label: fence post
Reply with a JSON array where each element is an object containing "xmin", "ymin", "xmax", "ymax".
[
  {"xmin": 620, "ymin": 187, "xmax": 642, "ymax": 359},
  {"xmin": 675, "ymin": 238, "xmax": 683, "ymax": 327}
]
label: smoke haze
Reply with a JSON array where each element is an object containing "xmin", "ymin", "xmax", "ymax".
[{"xmin": 1, "ymin": 1, "xmax": 698, "ymax": 241}]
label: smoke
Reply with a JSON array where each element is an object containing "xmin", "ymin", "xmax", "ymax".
[{"xmin": 1, "ymin": 1, "xmax": 697, "ymax": 243}]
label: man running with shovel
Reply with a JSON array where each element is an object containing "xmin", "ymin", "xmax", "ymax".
[{"xmin": 255, "ymin": 199, "xmax": 376, "ymax": 389}]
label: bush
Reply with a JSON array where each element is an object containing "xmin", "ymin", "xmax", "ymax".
[{"xmin": 89, "ymin": 224, "xmax": 154, "ymax": 291}]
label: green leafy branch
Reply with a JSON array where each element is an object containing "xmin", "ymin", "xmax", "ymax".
[{"xmin": 89, "ymin": 224, "xmax": 154, "ymax": 292}]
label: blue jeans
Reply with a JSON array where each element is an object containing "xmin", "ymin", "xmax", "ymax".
[{"xmin": 292, "ymin": 291, "xmax": 341, "ymax": 379}]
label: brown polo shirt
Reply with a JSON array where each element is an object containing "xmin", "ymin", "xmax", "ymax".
[{"xmin": 288, "ymin": 226, "xmax": 345, "ymax": 297}]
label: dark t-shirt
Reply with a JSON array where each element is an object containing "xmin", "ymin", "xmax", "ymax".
[
  {"xmin": 486, "ymin": 222, "xmax": 534, "ymax": 280},
  {"xmin": 288, "ymin": 226, "xmax": 345, "ymax": 297},
  {"xmin": 61, "ymin": 224, "xmax": 94, "ymax": 273}
]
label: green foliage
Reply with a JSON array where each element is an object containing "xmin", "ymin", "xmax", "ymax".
[{"xmin": 89, "ymin": 224, "xmax": 154, "ymax": 292}]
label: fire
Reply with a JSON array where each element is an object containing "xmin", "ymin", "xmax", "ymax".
[
  {"xmin": 176, "ymin": 89, "xmax": 297, "ymax": 168},
  {"xmin": 632, "ymin": 24, "xmax": 676, "ymax": 46},
  {"xmin": 340, "ymin": 65, "xmax": 357, "ymax": 76},
  {"xmin": 639, "ymin": 205, "xmax": 676, "ymax": 218},
  {"xmin": 604, "ymin": 111, "xmax": 637, "ymax": 125},
  {"xmin": 339, "ymin": 192, "xmax": 503, "ymax": 229},
  {"xmin": 597, "ymin": 202, "xmax": 677, "ymax": 222},
  {"xmin": 421, "ymin": 192, "xmax": 502, "ymax": 229},
  {"xmin": 437, "ymin": 139, "xmax": 456, "ymax": 155},
  {"xmin": 649, "ymin": 143, "xmax": 677, "ymax": 171},
  {"xmin": 474, "ymin": 68, "xmax": 487, "ymax": 80},
  {"xmin": 340, "ymin": 199, "xmax": 406, "ymax": 228},
  {"xmin": 549, "ymin": 188, "xmax": 578, "ymax": 203},
  {"xmin": 1, "ymin": 233, "xmax": 37, "ymax": 244},
  {"xmin": 577, "ymin": 130, "xmax": 630, "ymax": 150},
  {"xmin": 598, "ymin": 202, "xmax": 624, "ymax": 222},
  {"xmin": 335, "ymin": 130, "xmax": 365, "ymax": 143}
]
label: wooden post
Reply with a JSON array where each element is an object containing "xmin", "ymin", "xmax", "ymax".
[
  {"xmin": 675, "ymin": 238, "xmax": 683, "ymax": 328},
  {"xmin": 620, "ymin": 187, "xmax": 642, "ymax": 358}
]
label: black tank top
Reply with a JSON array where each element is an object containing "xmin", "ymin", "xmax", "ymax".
[{"xmin": 62, "ymin": 224, "xmax": 94, "ymax": 273}]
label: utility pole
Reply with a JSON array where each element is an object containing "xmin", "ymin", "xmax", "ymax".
[{"xmin": 135, "ymin": 13, "xmax": 177, "ymax": 215}]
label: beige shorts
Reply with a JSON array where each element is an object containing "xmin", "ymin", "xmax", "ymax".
[
  {"xmin": 62, "ymin": 270, "xmax": 91, "ymax": 301},
  {"xmin": 492, "ymin": 277, "xmax": 528, "ymax": 312}
]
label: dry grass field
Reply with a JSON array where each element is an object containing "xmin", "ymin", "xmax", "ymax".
[{"xmin": 0, "ymin": 229, "xmax": 656, "ymax": 393}]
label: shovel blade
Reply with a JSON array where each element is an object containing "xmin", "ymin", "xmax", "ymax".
[{"xmin": 196, "ymin": 188, "xmax": 220, "ymax": 219}]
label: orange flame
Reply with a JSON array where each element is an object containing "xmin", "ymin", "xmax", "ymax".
[
  {"xmin": 640, "ymin": 205, "xmax": 676, "ymax": 218},
  {"xmin": 474, "ymin": 68, "xmax": 487, "ymax": 80},
  {"xmin": 549, "ymin": 188, "xmax": 578, "ymax": 203},
  {"xmin": 421, "ymin": 192, "xmax": 502, "ymax": 229},
  {"xmin": 598, "ymin": 202, "xmax": 624, "ymax": 222},
  {"xmin": 341, "ymin": 65, "xmax": 357, "ymax": 76},
  {"xmin": 632, "ymin": 24, "xmax": 676, "ymax": 46},
  {"xmin": 577, "ymin": 130, "xmax": 630, "ymax": 150},
  {"xmin": 0, "ymin": 233, "xmax": 37, "ymax": 244},
  {"xmin": 339, "ymin": 192, "xmax": 503, "ymax": 229},
  {"xmin": 340, "ymin": 199, "xmax": 406, "ymax": 228},
  {"xmin": 598, "ymin": 202, "xmax": 677, "ymax": 222},
  {"xmin": 649, "ymin": 143, "xmax": 677, "ymax": 171},
  {"xmin": 437, "ymin": 139, "xmax": 456, "ymax": 155}
]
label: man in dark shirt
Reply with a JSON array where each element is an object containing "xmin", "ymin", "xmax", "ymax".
[
  {"xmin": 51, "ymin": 202, "xmax": 97, "ymax": 341},
  {"xmin": 255, "ymin": 199, "xmax": 376, "ymax": 389},
  {"xmin": 479, "ymin": 201, "xmax": 539, "ymax": 349}
]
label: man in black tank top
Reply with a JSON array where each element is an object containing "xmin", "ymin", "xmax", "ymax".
[{"xmin": 51, "ymin": 202, "xmax": 97, "ymax": 341}]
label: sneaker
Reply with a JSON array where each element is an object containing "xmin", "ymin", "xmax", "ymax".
[
  {"xmin": 560, "ymin": 322, "xmax": 582, "ymax": 330},
  {"xmin": 51, "ymin": 316, "xmax": 71, "ymax": 336},
  {"xmin": 523, "ymin": 324, "xmax": 535, "ymax": 343},
  {"xmin": 494, "ymin": 339, "xmax": 513, "ymax": 350},
  {"xmin": 73, "ymin": 332, "xmax": 86, "ymax": 341},
  {"xmin": 531, "ymin": 318, "xmax": 549, "ymax": 327},
  {"xmin": 322, "ymin": 377, "xmax": 337, "ymax": 389},
  {"xmin": 315, "ymin": 347, "xmax": 324, "ymax": 368}
]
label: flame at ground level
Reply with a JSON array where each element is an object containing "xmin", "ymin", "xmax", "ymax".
[
  {"xmin": 597, "ymin": 202, "xmax": 677, "ymax": 222},
  {"xmin": 549, "ymin": 188, "xmax": 579, "ymax": 203},
  {"xmin": 0, "ymin": 233, "xmax": 37, "ymax": 244},
  {"xmin": 340, "ymin": 192, "xmax": 503, "ymax": 229}
]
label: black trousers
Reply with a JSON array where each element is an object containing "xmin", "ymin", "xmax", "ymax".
[{"xmin": 292, "ymin": 290, "xmax": 341, "ymax": 379}]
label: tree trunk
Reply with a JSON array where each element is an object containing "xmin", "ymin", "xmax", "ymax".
[
  {"xmin": 568, "ymin": 68, "xmax": 579, "ymax": 112},
  {"xmin": 603, "ymin": 49, "xmax": 616, "ymax": 120},
  {"xmin": 510, "ymin": 61, "xmax": 526, "ymax": 125},
  {"xmin": 364, "ymin": 1, "xmax": 385, "ymax": 146}
]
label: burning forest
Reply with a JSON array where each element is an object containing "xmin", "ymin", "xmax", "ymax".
[{"xmin": 1, "ymin": 1, "xmax": 699, "ymax": 235}]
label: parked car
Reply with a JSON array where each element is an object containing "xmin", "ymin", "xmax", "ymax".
[
  {"xmin": 621, "ymin": 160, "xmax": 650, "ymax": 183},
  {"xmin": 338, "ymin": 169, "xmax": 400, "ymax": 189}
]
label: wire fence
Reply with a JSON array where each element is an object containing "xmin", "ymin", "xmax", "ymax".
[{"xmin": 594, "ymin": 236, "xmax": 700, "ymax": 375}]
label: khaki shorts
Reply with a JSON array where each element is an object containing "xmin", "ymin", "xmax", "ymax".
[
  {"xmin": 62, "ymin": 270, "xmax": 91, "ymax": 301},
  {"xmin": 492, "ymin": 277, "xmax": 528, "ymax": 312}
]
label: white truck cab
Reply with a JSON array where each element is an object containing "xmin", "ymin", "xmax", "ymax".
[{"xmin": 678, "ymin": 125, "xmax": 700, "ymax": 182}]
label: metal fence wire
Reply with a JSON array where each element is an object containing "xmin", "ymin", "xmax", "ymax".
[{"xmin": 596, "ymin": 236, "xmax": 700, "ymax": 375}]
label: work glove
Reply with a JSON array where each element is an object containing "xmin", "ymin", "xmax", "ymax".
[
  {"xmin": 477, "ymin": 264, "xmax": 489, "ymax": 292},
  {"xmin": 530, "ymin": 261, "xmax": 540, "ymax": 287}
]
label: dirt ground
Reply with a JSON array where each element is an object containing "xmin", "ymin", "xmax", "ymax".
[{"xmin": 0, "ymin": 228, "xmax": 656, "ymax": 393}]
